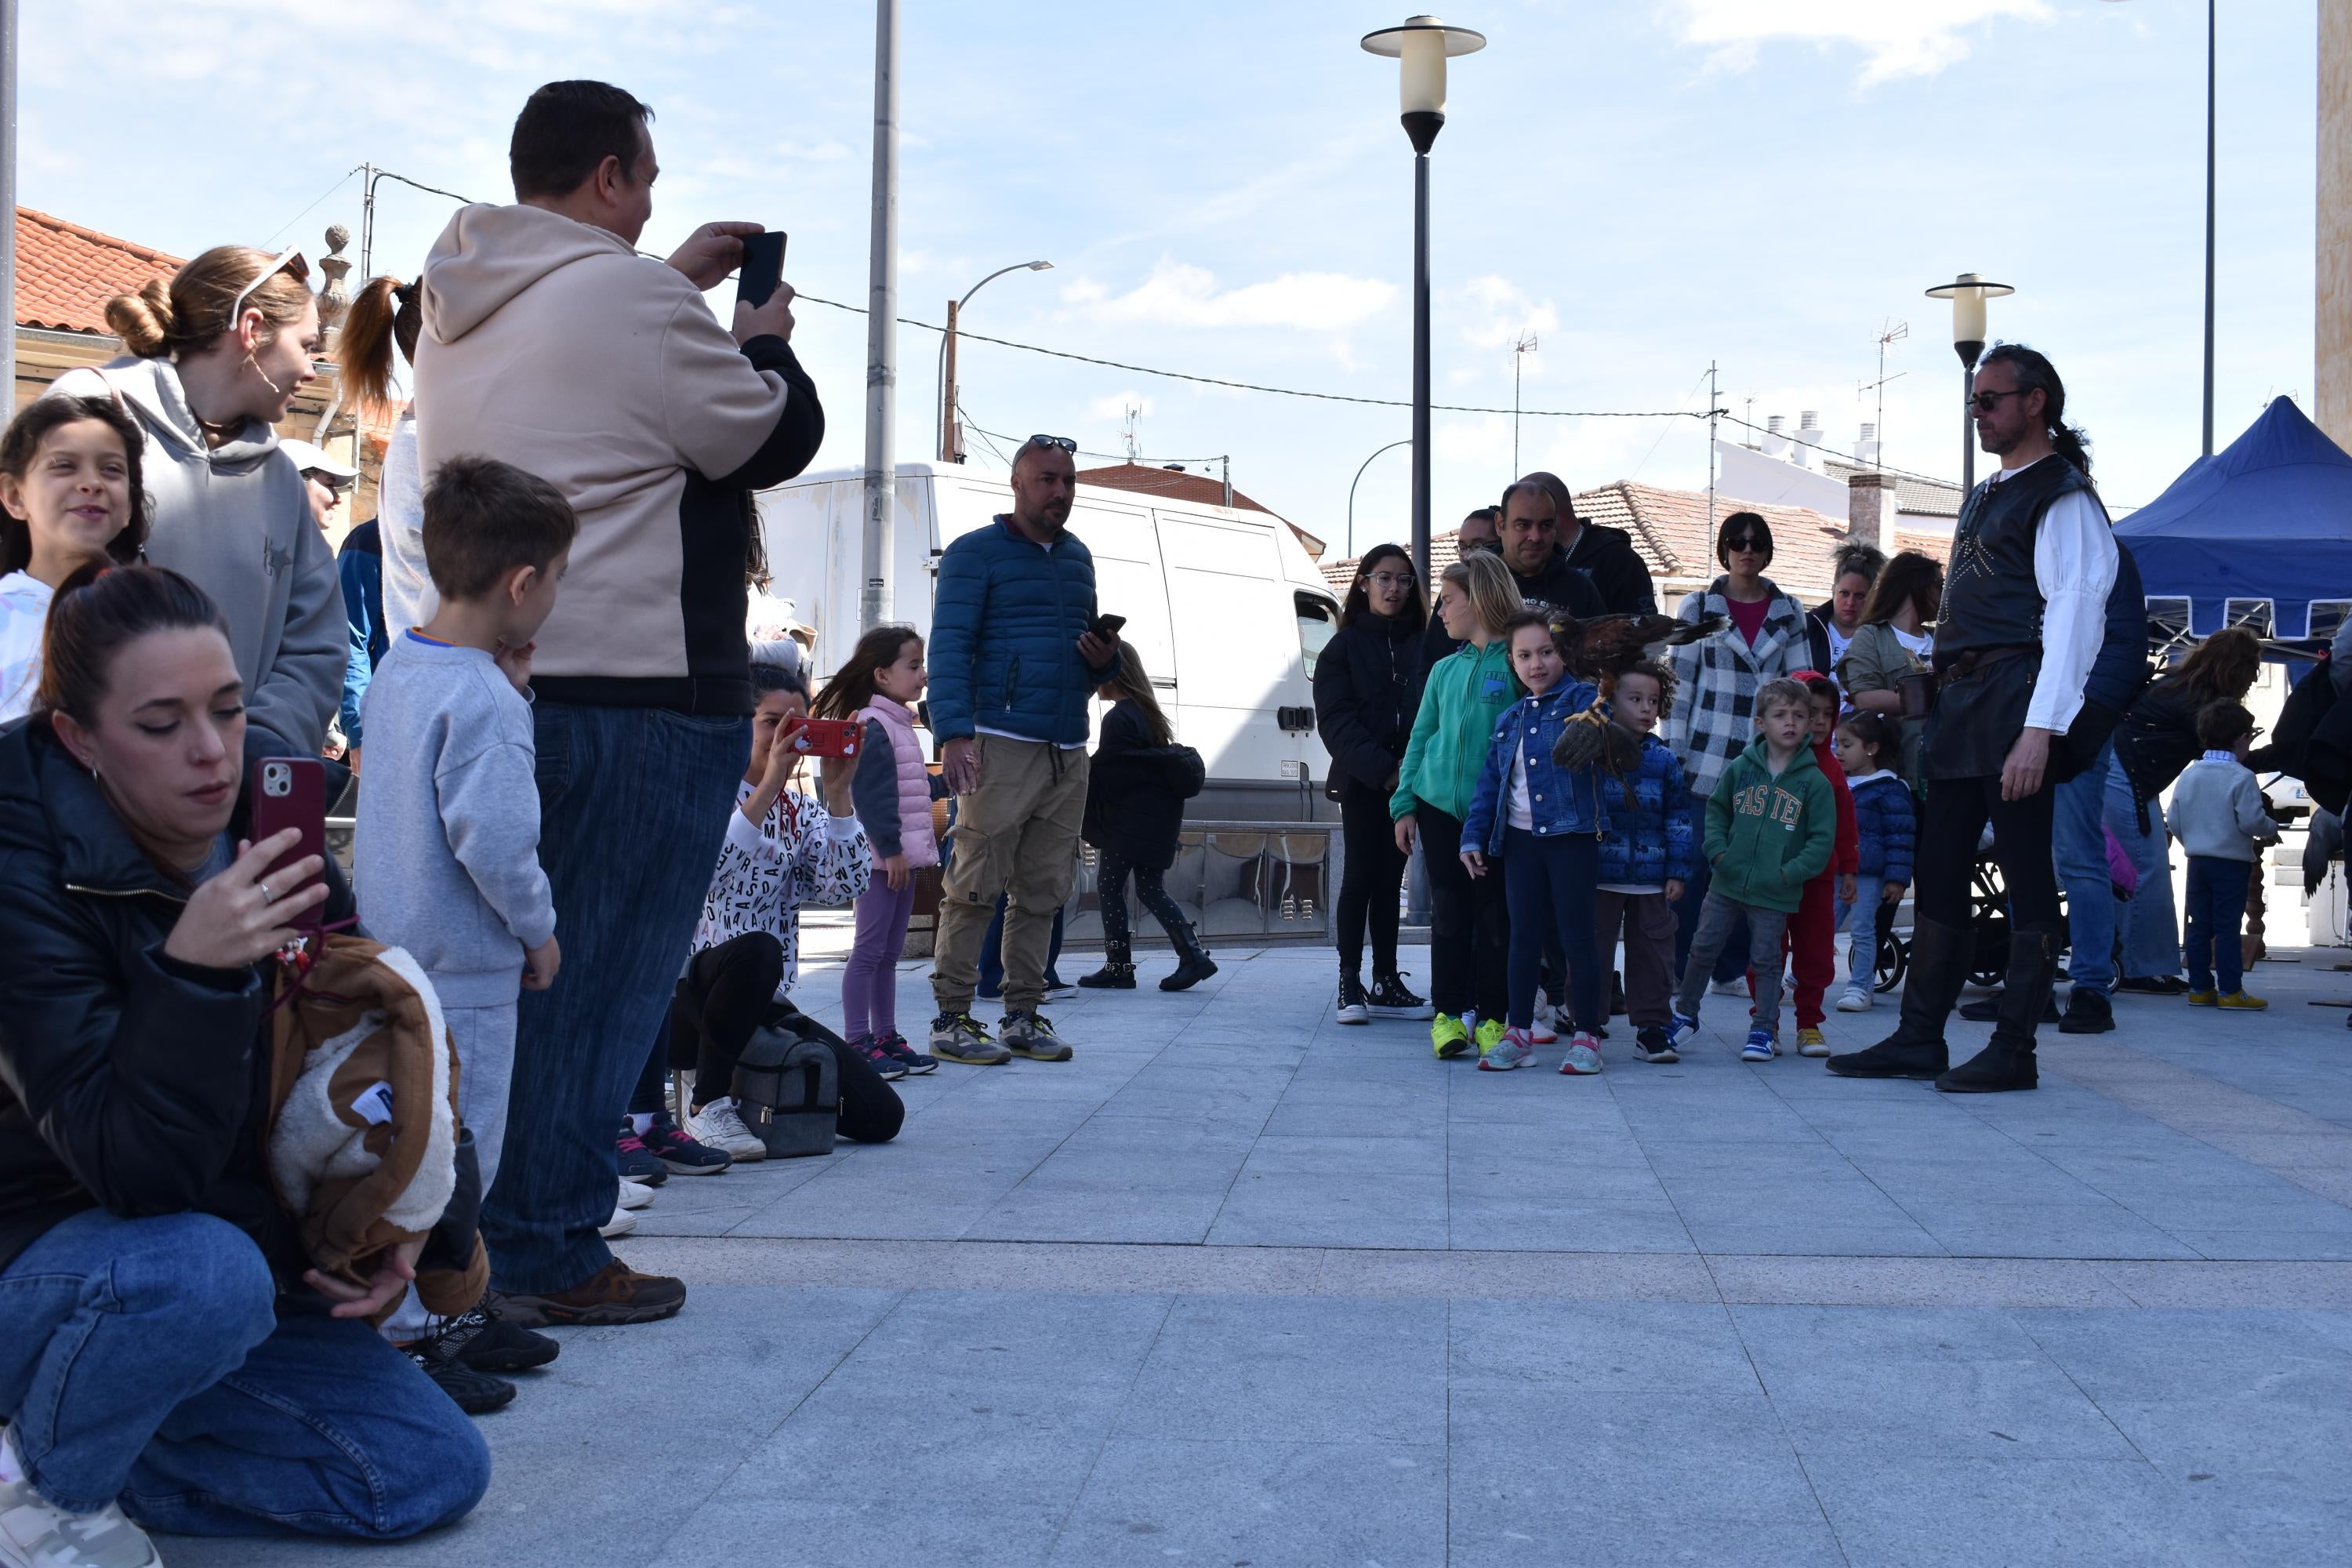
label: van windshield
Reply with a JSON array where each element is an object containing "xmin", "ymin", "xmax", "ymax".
[{"xmin": 1295, "ymin": 593, "xmax": 1338, "ymax": 677}]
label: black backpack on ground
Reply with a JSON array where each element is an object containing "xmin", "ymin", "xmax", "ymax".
[{"xmin": 732, "ymin": 1026, "xmax": 839, "ymax": 1159}]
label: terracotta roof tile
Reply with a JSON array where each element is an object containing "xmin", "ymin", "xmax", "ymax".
[{"xmin": 14, "ymin": 207, "xmax": 183, "ymax": 336}]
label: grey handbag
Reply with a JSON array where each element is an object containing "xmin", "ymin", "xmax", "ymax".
[{"xmin": 731, "ymin": 1025, "xmax": 840, "ymax": 1159}]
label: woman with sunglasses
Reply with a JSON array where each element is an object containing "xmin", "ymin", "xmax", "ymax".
[
  {"xmin": 1316, "ymin": 542, "xmax": 1435, "ymax": 1024},
  {"xmin": 45, "ymin": 246, "xmax": 346, "ymax": 757},
  {"xmin": 1660, "ymin": 511, "xmax": 1810, "ymax": 987}
]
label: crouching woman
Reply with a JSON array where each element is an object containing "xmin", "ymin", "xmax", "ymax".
[{"xmin": 0, "ymin": 564, "xmax": 488, "ymax": 1562}]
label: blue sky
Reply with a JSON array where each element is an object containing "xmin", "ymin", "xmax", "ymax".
[{"xmin": 26, "ymin": 1, "xmax": 2319, "ymax": 552}]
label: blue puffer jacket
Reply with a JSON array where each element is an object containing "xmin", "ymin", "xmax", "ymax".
[
  {"xmin": 1846, "ymin": 770, "xmax": 1917, "ymax": 886},
  {"xmin": 1595, "ymin": 730, "xmax": 1693, "ymax": 889},
  {"xmin": 1463, "ymin": 679, "xmax": 1609, "ymax": 856},
  {"xmin": 928, "ymin": 516, "xmax": 1116, "ymax": 745}
]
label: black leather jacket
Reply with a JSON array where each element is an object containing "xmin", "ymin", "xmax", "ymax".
[{"xmin": 0, "ymin": 719, "xmax": 472, "ymax": 1297}]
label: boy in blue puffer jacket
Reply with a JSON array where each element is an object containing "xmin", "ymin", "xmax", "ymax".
[
  {"xmin": 1461, "ymin": 612, "xmax": 1609, "ymax": 1073},
  {"xmin": 1831, "ymin": 713, "xmax": 1916, "ymax": 1011},
  {"xmin": 1592, "ymin": 660, "xmax": 1694, "ymax": 1063}
]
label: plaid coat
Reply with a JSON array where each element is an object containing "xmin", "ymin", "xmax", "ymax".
[{"xmin": 1658, "ymin": 576, "xmax": 1809, "ymax": 802}]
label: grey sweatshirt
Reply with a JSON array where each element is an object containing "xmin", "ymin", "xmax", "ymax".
[
  {"xmin": 354, "ymin": 633, "xmax": 556, "ymax": 1005},
  {"xmin": 45, "ymin": 358, "xmax": 345, "ymax": 755},
  {"xmin": 2165, "ymin": 753, "xmax": 2281, "ymax": 864}
]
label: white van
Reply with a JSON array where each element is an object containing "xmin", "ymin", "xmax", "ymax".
[{"xmin": 756, "ymin": 462, "xmax": 1341, "ymax": 821}]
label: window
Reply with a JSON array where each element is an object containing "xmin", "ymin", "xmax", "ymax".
[
  {"xmin": 2306, "ymin": 601, "xmax": 2351, "ymax": 644},
  {"xmin": 2223, "ymin": 599, "xmax": 2276, "ymax": 639},
  {"xmin": 1295, "ymin": 593, "xmax": 1338, "ymax": 678}
]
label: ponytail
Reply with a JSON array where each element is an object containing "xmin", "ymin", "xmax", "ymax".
[
  {"xmin": 1980, "ymin": 343, "xmax": 2092, "ymax": 481},
  {"xmin": 336, "ymin": 274, "xmax": 423, "ymax": 420}
]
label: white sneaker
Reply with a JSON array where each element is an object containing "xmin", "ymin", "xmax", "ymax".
[
  {"xmin": 684, "ymin": 1097, "xmax": 767, "ymax": 1163},
  {"xmin": 1528, "ymin": 1014, "xmax": 1559, "ymax": 1045},
  {"xmin": 0, "ymin": 1430, "xmax": 159, "ymax": 1568},
  {"xmin": 1835, "ymin": 985, "xmax": 1874, "ymax": 1013},
  {"xmin": 1709, "ymin": 976, "xmax": 1748, "ymax": 997},
  {"xmin": 599, "ymin": 1203, "xmax": 637, "ymax": 1240},
  {"xmin": 616, "ymin": 1178, "xmax": 653, "ymax": 1211}
]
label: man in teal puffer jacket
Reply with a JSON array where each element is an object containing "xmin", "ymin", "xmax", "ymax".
[{"xmin": 926, "ymin": 437, "xmax": 1121, "ymax": 1065}]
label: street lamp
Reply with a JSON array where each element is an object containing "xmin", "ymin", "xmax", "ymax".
[
  {"xmin": 1362, "ymin": 14, "xmax": 1485, "ymax": 588},
  {"xmin": 1346, "ymin": 438, "xmax": 1413, "ymax": 561},
  {"xmin": 936, "ymin": 260, "xmax": 1053, "ymax": 463},
  {"xmin": 1924, "ymin": 272, "xmax": 2014, "ymax": 493}
]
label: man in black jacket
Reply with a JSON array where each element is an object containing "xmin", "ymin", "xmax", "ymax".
[{"xmin": 1504, "ymin": 470, "xmax": 1656, "ymax": 617}]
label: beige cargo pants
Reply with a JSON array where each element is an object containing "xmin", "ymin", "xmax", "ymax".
[{"xmin": 931, "ymin": 734, "xmax": 1090, "ymax": 1018}]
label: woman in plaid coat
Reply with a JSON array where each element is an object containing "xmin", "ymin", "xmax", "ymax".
[{"xmin": 1658, "ymin": 511, "xmax": 1809, "ymax": 982}]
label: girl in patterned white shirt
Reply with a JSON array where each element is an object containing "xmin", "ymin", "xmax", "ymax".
[{"xmin": 0, "ymin": 398, "xmax": 150, "ymax": 721}]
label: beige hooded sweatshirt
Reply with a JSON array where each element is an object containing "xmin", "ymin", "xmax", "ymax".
[{"xmin": 414, "ymin": 205, "xmax": 823, "ymax": 713}]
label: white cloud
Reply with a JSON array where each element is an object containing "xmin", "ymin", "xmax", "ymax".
[
  {"xmin": 1452, "ymin": 276, "xmax": 1560, "ymax": 361},
  {"xmin": 1665, "ymin": 0, "xmax": 2053, "ymax": 86},
  {"xmin": 1059, "ymin": 261, "xmax": 1396, "ymax": 336}
]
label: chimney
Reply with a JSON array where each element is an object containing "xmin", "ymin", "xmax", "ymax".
[
  {"xmin": 1856, "ymin": 422, "xmax": 1881, "ymax": 467},
  {"xmin": 1763, "ymin": 415, "xmax": 1790, "ymax": 462},
  {"xmin": 1847, "ymin": 470, "xmax": 1896, "ymax": 555}
]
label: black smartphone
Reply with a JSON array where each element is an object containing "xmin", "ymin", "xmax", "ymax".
[
  {"xmin": 1093, "ymin": 613, "xmax": 1127, "ymax": 640},
  {"xmin": 737, "ymin": 232, "xmax": 787, "ymax": 310}
]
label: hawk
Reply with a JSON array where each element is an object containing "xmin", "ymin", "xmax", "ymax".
[{"xmin": 1547, "ymin": 612, "xmax": 1726, "ymax": 786}]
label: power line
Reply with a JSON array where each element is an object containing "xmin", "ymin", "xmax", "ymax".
[{"xmin": 262, "ymin": 165, "xmax": 363, "ymax": 248}]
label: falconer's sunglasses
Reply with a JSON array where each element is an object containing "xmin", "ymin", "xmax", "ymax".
[
  {"xmin": 229, "ymin": 246, "xmax": 312, "ymax": 319},
  {"xmin": 1968, "ymin": 387, "xmax": 2031, "ymax": 413}
]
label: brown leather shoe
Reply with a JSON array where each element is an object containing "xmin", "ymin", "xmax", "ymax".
[{"xmin": 490, "ymin": 1261, "xmax": 687, "ymax": 1327}]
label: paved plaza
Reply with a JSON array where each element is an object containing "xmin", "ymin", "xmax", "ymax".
[{"xmin": 179, "ymin": 938, "xmax": 2352, "ymax": 1567}]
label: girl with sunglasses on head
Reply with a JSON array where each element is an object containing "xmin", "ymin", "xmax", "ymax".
[{"xmin": 44, "ymin": 247, "xmax": 345, "ymax": 759}]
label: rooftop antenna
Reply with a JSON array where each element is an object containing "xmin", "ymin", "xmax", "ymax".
[
  {"xmin": 1511, "ymin": 330, "xmax": 1538, "ymax": 477},
  {"xmin": 1121, "ymin": 402, "xmax": 1142, "ymax": 461},
  {"xmin": 1857, "ymin": 319, "xmax": 1909, "ymax": 470}
]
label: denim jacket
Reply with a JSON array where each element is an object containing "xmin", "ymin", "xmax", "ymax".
[{"xmin": 1463, "ymin": 679, "xmax": 1609, "ymax": 857}]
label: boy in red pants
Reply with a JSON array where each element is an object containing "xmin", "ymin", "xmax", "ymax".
[{"xmin": 1751, "ymin": 672, "xmax": 1856, "ymax": 1054}]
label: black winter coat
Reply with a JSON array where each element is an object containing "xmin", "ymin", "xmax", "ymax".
[
  {"xmin": 1420, "ymin": 543, "xmax": 1609, "ymax": 670},
  {"xmin": 2114, "ymin": 674, "xmax": 2212, "ymax": 807},
  {"xmin": 2250, "ymin": 657, "xmax": 2352, "ymax": 816},
  {"xmin": 0, "ymin": 720, "xmax": 446, "ymax": 1294},
  {"xmin": 1559, "ymin": 521, "xmax": 1657, "ymax": 615},
  {"xmin": 1083, "ymin": 699, "xmax": 1199, "ymax": 871},
  {"xmin": 1317, "ymin": 611, "xmax": 1426, "ymax": 796}
]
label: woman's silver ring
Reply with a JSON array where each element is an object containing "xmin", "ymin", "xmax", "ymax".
[{"xmin": 259, "ymin": 880, "xmax": 274, "ymax": 903}]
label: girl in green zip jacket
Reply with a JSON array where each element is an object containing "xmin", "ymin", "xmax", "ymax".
[{"xmin": 1391, "ymin": 552, "xmax": 1524, "ymax": 1058}]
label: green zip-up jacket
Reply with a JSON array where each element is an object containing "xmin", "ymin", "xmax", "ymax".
[
  {"xmin": 1391, "ymin": 638, "xmax": 1521, "ymax": 822},
  {"xmin": 1701, "ymin": 736, "xmax": 1837, "ymax": 913}
]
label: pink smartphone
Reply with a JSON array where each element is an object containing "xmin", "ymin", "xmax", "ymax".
[{"xmin": 248, "ymin": 757, "xmax": 327, "ymax": 920}]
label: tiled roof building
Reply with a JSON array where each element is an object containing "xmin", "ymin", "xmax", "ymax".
[{"xmin": 14, "ymin": 208, "xmax": 185, "ymax": 336}]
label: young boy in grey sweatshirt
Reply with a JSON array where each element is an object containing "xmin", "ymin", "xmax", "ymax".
[
  {"xmin": 358, "ymin": 456, "xmax": 575, "ymax": 1358},
  {"xmin": 2165, "ymin": 699, "xmax": 2281, "ymax": 1010}
]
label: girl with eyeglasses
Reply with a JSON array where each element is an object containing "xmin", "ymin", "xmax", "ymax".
[
  {"xmin": 1315, "ymin": 543, "xmax": 1436, "ymax": 1023},
  {"xmin": 45, "ymin": 247, "xmax": 345, "ymax": 758}
]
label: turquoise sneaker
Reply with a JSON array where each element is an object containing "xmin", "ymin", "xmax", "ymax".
[{"xmin": 1478, "ymin": 1026, "xmax": 1535, "ymax": 1072}]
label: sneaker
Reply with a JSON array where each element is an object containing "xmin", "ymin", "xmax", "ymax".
[
  {"xmin": 615, "ymin": 1123, "xmax": 668, "ymax": 1186},
  {"xmin": 2118, "ymin": 974, "xmax": 2190, "ymax": 995},
  {"xmin": 1664, "ymin": 1011, "xmax": 1700, "ymax": 1051},
  {"xmin": 1796, "ymin": 1027, "xmax": 1830, "ymax": 1058},
  {"xmin": 0, "ymin": 1428, "xmax": 162, "ymax": 1566},
  {"xmin": 1431, "ymin": 1013, "xmax": 1471, "ymax": 1058},
  {"xmin": 1835, "ymin": 985, "xmax": 1873, "ymax": 1013},
  {"xmin": 2186, "ymin": 989, "xmax": 2220, "ymax": 1007},
  {"xmin": 1368, "ymin": 972, "xmax": 1436, "ymax": 1020},
  {"xmin": 874, "ymin": 1032, "xmax": 939, "ymax": 1074},
  {"xmin": 1528, "ymin": 1012, "xmax": 1559, "ymax": 1045},
  {"xmin": 684, "ymin": 1096, "xmax": 768, "ymax": 1162},
  {"xmin": 600, "ymin": 1203, "xmax": 637, "ymax": 1239},
  {"xmin": 426, "ymin": 1302, "xmax": 560, "ymax": 1374},
  {"xmin": 1559, "ymin": 1033, "xmax": 1604, "ymax": 1074},
  {"xmin": 1710, "ymin": 976, "xmax": 1748, "ymax": 997},
  {"xmin": 999, "ymin": 1011, "xmax": 1073, "ymax": 1061},
  {"xmin": 1473, "ymin": 1017, "xmax": 1507, "ymax": 1057},
  {"xmin": 1633, "ymin": 1026, "xmax": 1679, "ymax": 1064},
  {"xmin": 1740, "ymin": 1029, "xmax": 1777, "ymax": 1062},
  {"xmin": 930, "ymin": 1011, "xmax": 1011, "ymax": 1065},
  {"xmin": 616, "ymin": 1178, "xmax": 653, "ymax": 1210},
  {"xmin": 642, "ymin": 1115, "xmax": 732, "ymax": 1175},
  {"xmin": 404, "ymin": 1330, "xmax": 519, "ymax": 1414},
  {"xmin": 1044, "ymin": 977, "xmax": 1079, "ymax": 1002},
  {"xmin": 2216, "ymin": 991, "xmax": 2268, "ymax": 1011},
  {"xmin": 1478, "ymin": 1026, "xmax": 1535, "ymax": 1071},
  {"xmin": 1336, "ymin": 974, "xmax": 1370, "ymax": 1025},
  {"xmin": 851, "ymin": 1033, "xmax": 911, "ymax": 1082},
  {"xmin": 492, "ymin": 1260, "xmax": 687, "ymax": 1328}
]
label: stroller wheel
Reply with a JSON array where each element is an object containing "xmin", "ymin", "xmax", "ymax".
[{"xmin": 1875, "ymin": 932, "xmax": 1909, "ymax": 994}]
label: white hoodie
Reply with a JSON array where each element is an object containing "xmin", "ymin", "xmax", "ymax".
[{"xmin": 45, "ymin": 358, "xmax": 345, "ymax": 753}]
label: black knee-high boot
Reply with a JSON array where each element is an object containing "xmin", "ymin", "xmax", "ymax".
[
  {"xmin": 1826, "ymin": 916, "xmax": 1968, "ymax": 1080},
  {"xmin": 1936, "ymin": 923, "xmax": 2058, "ymax": 1094},
  {"xmin": 1160, "ymin": 918, "xmax": 1219, "ymax": 992}
]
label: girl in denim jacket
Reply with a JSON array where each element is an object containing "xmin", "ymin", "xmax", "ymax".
[{"xmin": 1461, "ymin": 612, "xmax": 1609, "ymax": 1073}]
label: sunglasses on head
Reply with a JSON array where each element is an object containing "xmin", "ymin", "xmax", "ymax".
[
  {"xmin": 1025, "ymin": 434, "xmax": 1077, "ymax": 453},
  {"xmin": 229, "ymin": 246, "xmax": 311, "ymax": 321}
]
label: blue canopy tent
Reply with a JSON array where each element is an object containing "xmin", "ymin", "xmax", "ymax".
[{"xmin": 2115, "ymin": 397, "xmax": 2352, "ymax": 644}]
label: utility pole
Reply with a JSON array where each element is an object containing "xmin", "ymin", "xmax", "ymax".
[
  {"xmin": 859, "ymin": 0, "xmax": 899, "ymax": 630},
  {"xmin": 1705, "ymin": 360, "xmax": 1719, "ymax": 535},
  {"xmin": 1511, "ymin": 330, "xmax": 1537, "ymax": 478},
  {"xmin": 0, "ymin": 1, "xmax": 18, "ymax": 410}
]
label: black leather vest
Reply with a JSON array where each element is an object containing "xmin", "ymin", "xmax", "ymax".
[{"xmin": 1936, "ymin": 456, "xmax": 2094, "ymax": 657}]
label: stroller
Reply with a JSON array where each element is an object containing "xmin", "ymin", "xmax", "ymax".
[{"xmin": 1872, "ymin": 826, "xmax": 2136, "ymax": 994}]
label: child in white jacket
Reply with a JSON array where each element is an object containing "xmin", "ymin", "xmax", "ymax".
[{"xmin": 2165, "ymin": 699, "xmax": 2280, "ymax": 1010}]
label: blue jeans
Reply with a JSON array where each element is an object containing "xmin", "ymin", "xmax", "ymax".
[
  {"xmin": 0, "ymin": 1210, "xmax": 485, "ymax": 1537},
  {"xmin": 2183, "ymin": 855, "xmax": 2254, "ymax": 994},
  {"xmin": 1836, "ymin": 873, "xmax": 1885, "ymax": 989},
  {"xmin": 487, "ymin": 702, "xmax": 749, "ymax": 1293},
  {"xmin": 2054, "ymin": 740, "xmax": 2118, "ymax": 996},
  {"xmin": 1673, "ymin": 825, "xmax": 1750, "ymax": 986},
  {"xmin": 1501, "ymin": 828, "xmax": 1602, "ymax": 1031},
  {"xmin": 2106, "ymin": 753, "xmax": 2183, "ymax": 979},
  {"xmin": 978, "ymin": 896, "xmax": 1065, "ymax": 996}
]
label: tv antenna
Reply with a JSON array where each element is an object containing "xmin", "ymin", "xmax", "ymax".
[
  {"xmin": 1857, "ymin": 319, "xmax": 1909, "ymax": 469},
  {"xmin": 1121, "ymin": 403, "xmax": 1142, "ymax": 461}
]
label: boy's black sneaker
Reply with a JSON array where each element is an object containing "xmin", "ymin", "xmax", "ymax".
[
  {"xmin": 1367, "ymin": 972, "xmax": 1436, "ymax": 1021},
  {"xmin": 641, "ymin": 1114, "xmax": 732, "ymax": 1174},
  {"xmin": 405, "ymin": 1338, "xmax": 518, "ymax": 1415},
  {"xmin": 435, "ymin": 1302, "xmax": 561, "ymax": 1374},
  {"xmin": 615, "ymin": 1123, "xmax": 669, "ymax": 1186},
  {"xmin": 1336, "ymin": 974, "xmax": 1370, "ymax": 1025},
  {"xmin": 2058, "ymin": 988, "xmax": 2115, "ymax": 1035},
  {"xmin": 1633, "ymin": 1027, "xmax": 1679, "ymax": 1063}
]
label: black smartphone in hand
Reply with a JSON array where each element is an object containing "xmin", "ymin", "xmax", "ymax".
[
  {"xmin": 737, "ymin": 232, "xmax": 787, "ymax": 310},
  {"xmin": 1093, "ymin": 613, "xmax": 1127, "ymax": 640}
]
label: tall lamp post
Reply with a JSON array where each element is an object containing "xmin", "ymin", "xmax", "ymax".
[
  {"xmin": 1924, "ymin": 272, "xmax": 2013, "ymax": 493},
  {"xmin": 1346, "ymin": 438, "xmax": 1413, "ymax": 561},
  {"xmin": 937, "ymin": 260, "xmax": 1053, "ymax": 463},
  {"xmin": 1362, "ymin": 15, "xmax": 1485, "ymax": 589}
]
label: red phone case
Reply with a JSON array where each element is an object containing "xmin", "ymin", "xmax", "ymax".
[
  {"xmin": 782, "ymin": 717, "xmax": 862, "ymax": 758},
  {"xmin": 248, "ymin": 757, "xmax": 328, "ymax": 919}
]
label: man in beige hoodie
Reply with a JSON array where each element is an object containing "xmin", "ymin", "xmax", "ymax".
[{"xmin": 414, "ymin": 79, "xmax": 824, "ymax": 1327}]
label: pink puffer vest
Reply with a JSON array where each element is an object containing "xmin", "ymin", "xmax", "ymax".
[{"xmin": 865, "ymin": 694, "xmax": 938, "ymax": 869}]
